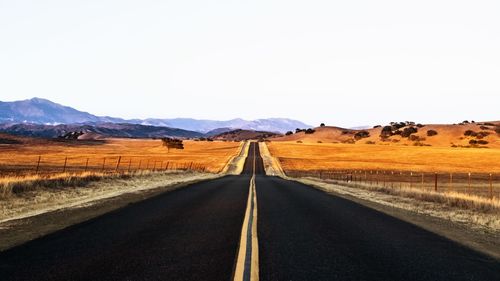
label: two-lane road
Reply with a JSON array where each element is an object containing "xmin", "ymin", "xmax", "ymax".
[{"xmin": 1, "ymin": 142, "xmax": 499, "ymax": 280}]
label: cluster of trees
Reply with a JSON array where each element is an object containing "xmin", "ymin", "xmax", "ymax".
[
  {"xmin": 292, "ymin": 128, "xmax": 316, "ymax": 134},
  {"xmin": 161, "ymin": 138, "xmax": 184, "ymax": 152},
  {"xmin": 380, "ymin": 125, "xmax": 419, "ymax": 139},
  {"xmin": 469, "ymin": 139, "xmax": 488, "ymax": 145}
]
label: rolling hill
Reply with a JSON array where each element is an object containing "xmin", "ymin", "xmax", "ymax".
[
  {"xmin": 271, "ymin": 121, "xmax": 500, "ymax": 148},
  {"xmin": 211, "ymin": 129, "xmax": 281, "ymax": 141},
  {"xmin": 0, "ymin": 123, "xmax": 204, "ymax": 139}
]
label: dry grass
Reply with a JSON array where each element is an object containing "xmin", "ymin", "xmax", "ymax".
[
  {"xmin": 0, "ymin": 172, "xmax": 136, "ymax": 198},
  {"xmin": 0, "ymin": 138, "xmax": 241, "ymax": 175},
  {"xmin": 267, "ymin": 142, "xmax": 500, "ymax": 173},
  {"xmin": 0, "ymin": 171, "xmax": 219, "ymax": 224}
]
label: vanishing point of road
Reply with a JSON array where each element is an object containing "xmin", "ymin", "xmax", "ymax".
[{"xmin": 0, "ymin": 143, "xmax": 499, "ymax": 280}]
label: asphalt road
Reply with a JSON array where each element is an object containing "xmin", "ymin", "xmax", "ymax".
[
  {"xmin": 0, "ymin": 176, "xmax": 252, "ymax": 280},
  {"xmin": 256, "ymin": 176, "xmax": 500, "ymax": 280},
  {"xmin": 1, "ymin": 142, "xmax": 499, "ymax": 280}
]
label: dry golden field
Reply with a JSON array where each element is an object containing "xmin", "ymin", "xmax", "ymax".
[
  {"xmin": 267, "ymin": 142, "xmax": 500, "ymax": 173},
  {"xmin": 0, "ymin": 136, "xmax": 241, "ymax": 176}
]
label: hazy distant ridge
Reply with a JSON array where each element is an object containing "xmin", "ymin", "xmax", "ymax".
[{"xmin": 0, "ymin": 98, "xmax": 310, "ymax": 133}]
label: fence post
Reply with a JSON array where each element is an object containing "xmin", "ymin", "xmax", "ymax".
[
  {"xmin": 467, "ymin": 172, "xmax": 471, "ymax": 194},
  {"xmin": 35, "ymin": 155, "xmax": 41, "ymax": 174},
  {"xmin": 128, "ymin": 158, "xmax": 132, "ymax": 173},
  {"xmin": 421, "ymin": 173, "xmax": 424, "ymax": 190},
  {"xmin": 434, "ymin": 173, "xmax": 438, "ymax": 192},
  {"xmin": 115, "ymin": 156, "xmax": 121, "ymax": 172},
  {"xmin": 85, "ymin": 158, "xmax": 89, "ymax": 172},
  {"xmin": 449, "ymin": 173, "xmax": 453, "ymax": 192},
  {"xmin": 138, "ymin": 159, "xmax": 142, "ymax": 170},
  {"xmin": 410, "ymin": 172, "xmax": 413, "ymax": 188},
  {"xmin": 165, "ymin": 161, "xmax": 170, "ymax": 170},
  {"xmin": 153, "ymin": 161, "xmax": 157, "ymax": 171},
  {"xmin": 490, "ymin": 174, "xmax": 493, "ymax": 199},
  {"xmin": 102, "ymin": 157, "xmax": 106, "ymax": 172},
  {"xmin": 62, "ymin": 156, "xmax": 68, "ymax": 173}
]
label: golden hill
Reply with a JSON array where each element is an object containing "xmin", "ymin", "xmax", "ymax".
[{"xmin": 271, "ymin": 121, "xmax": 500, "ymax": 148}]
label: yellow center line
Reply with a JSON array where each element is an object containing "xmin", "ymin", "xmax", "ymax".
[{"xmin": 233, "ymin": 143, "xmax": 259, "ymax": 281}]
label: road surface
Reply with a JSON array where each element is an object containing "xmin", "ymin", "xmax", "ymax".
[{"xmin": 1, "ymin": 142, "xmax": 499, "ymax": 280}]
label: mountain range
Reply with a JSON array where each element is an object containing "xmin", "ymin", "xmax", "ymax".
[{"xmin": 0, "ymin": 98, "xmax": 310, "ymax": 134}]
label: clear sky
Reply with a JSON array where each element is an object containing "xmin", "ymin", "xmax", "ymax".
[{"xmin": 0, "ymin": 0, "xmax": 499, "ymax": 127}]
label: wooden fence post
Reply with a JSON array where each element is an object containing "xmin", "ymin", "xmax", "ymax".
[
  {"xmin": 138, "ymin": 159, "xmax": 142, "ymax": 170},
  {"xmin": 35, "ymin": 156, "xmax": 41, "ymax": 174},
  {"xmin": 449, "ymin": 173, "xmax": 453, "ymax": 192},
  {"xmin": 490, "ymin": 174, "xmax": 493, "ymax": 199},
  {"xmin": 410, "ymin": 172, "xmax": 413, "ymax": 188},
  {"xmin": 421, "ymin": 173, "xmax": 424, "ymax": 190},
  {"xmin": 434, "ymin": 173, "xmax": 438, "ymax": 192},
  {"xmin": 85, "ymin": 158, "xmax": 89, "ymax": 172},
  {"xmin": 467, "ymin": 172, "xmax": 471, "ymax": 194},
  {"xmin": 128, "ymin": 158, "xmax": 132, "ymax": 173},
  {"xmin": 115, "ymin": 156, "xmax": 121, "ymax": 172},
  {"xmin": 102, "ymin": 157, "xmax": 106, "ymax": 172}
]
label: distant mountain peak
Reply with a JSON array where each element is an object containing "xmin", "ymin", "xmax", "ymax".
[{"xmin": 0, "ymin": 98, "xmax": 311, "ymax": 133}]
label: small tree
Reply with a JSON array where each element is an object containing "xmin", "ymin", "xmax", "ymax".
[
  {"xmin": 354, "ymin": 131, "xmax": 370, "ymax": 140},
  {"xmin": 320, "ymin": 123, "xmax": 325, "ymax": 127},
  {"xmin": 426, "ymin": 129, "xmax": 438, "ymax": 137},
  {"xmin": 161, "ymin": 138, "xmax": 184, "ymax": 152},
  {"xmin": 285, "ymin": 131, "xmax": 293, "ymax": 136},
  {"xmin": 380, "ymin": 126, "xmax": 393, "ymax": 138},
  {"xmin": 401, "ymin": 127, "xmax": 418, "ymax": 138}
]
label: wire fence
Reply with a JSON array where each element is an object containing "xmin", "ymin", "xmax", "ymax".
[
  {"xmin": 286, "ymin": 169, "xmax": 499, "ymax": 199},
  {"xmin": 0, "ymin": 155, "xmax": 209, "ymax": 178}
]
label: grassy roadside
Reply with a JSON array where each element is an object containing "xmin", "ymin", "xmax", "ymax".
[{"xmin": 0, "ymin": 171, "xmax": 220, "ymax": 224}]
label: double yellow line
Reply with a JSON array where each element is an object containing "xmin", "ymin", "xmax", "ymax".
[{"xmin": 233, "ymin": 144, "xmax": 259, "ymax": 281}]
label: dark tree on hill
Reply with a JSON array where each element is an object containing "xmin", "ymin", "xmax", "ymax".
[
  {"xmin": 305, "ymin": 128, "xmax": 315, "ymax": 134},
  {"xmin": 161, "ymin": 138, "xmax": 184, "ymax": 152},
  {"xmin": 285, "ymin": 131, "xmax": 293, "ymax": 136},
  {"xmin": 401, "ymin": 127, "xmax": 418, "ymax": 138},
  {"xmin": 320, "ymin": 123, "xmax": 325, "ymax": 127},
  {"xmin": 354, "ymin": 131, "xmax": 370, "ymax": 140},
  {"xmin": 426, "ymin": 129, "xmax": 438, "ymax": 137},
  {"xmin": 380, "ymin": 126, "xmax": 393, "ymax": 138}
]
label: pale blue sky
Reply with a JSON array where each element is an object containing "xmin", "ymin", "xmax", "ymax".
[{"xmin": 0, "ymin": 0, "xmax": 499, "ymax": 127}]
